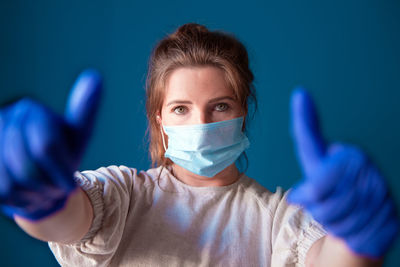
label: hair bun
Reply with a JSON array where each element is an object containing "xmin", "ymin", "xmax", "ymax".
[{"xmin": 172, "ymin": 23, "xmax": 209, "ymax": 38}]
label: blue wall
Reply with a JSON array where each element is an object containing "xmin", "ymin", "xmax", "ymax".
[{"xmin": 1, "ymin": 0, "xmax": 399, "ymax": 265}]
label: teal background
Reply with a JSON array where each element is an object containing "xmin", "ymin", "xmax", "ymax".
[{"xmin": 1, "ymin": 0, "xmax": 399, "ymax": 266}]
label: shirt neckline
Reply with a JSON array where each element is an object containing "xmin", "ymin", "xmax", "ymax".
[{"xmin": 159, "ymin": 165, "xmax": 248, "ymax": 193}]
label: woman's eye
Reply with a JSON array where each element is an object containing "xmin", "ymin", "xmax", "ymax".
[
  {"xmin": 173, "ymin": 106, "xmax": 187, "ymax": 114},
  {"xmin": 215, "ymin": 103, "xmax": 229, "ymax": 112}
]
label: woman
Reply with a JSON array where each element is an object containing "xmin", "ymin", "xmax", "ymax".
[{"xmin": 0, "ymin": 23, "xmax": 398, "ymax": 266}]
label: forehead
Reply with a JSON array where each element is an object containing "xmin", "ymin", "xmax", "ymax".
[{"xmin": 164, "ymin": 66, "xmax": 235, "ymax": 101}]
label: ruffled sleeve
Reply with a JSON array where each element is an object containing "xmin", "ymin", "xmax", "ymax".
[
  {"xmin": 48, "ymin": 165, "xmax": 137, "ymax": 267},
  {"xmin": 271, "ymin": 189, "xmax": 327, "ymax": 267}
]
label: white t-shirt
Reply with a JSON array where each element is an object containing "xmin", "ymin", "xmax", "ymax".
[{"xmin": 49, "ymin": 165, "xmax": 326, "ymax": 267}]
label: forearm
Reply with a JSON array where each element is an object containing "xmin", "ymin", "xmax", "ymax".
[
  {"xmin": 14, "ymin": 187, "xmax": 93, "ymax": 244},
  {"xmin": 306, "ymin": 235, "xmax": 383, "ymax": 267}
]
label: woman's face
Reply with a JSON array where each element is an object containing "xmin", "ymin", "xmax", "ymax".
[{"xmin": 159, "ymin": 66, "xmax": 243, "ymax": 126}]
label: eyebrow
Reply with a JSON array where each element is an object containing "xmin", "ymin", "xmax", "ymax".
[{"xmin": 166, "ymin": 96, "xmax": 236, "ymax": 106}]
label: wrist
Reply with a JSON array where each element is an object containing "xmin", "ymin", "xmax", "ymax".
[
  {"xmin": 10, "ymin": 185, "xmax": 78, "ymax": 222},
  {"xmin": 14, "ymin": 187, "xmax": 93, "ymax": 243},
  {"xmin": 311, "ymin": 235, "xmax": 383, "ymax": 267}
]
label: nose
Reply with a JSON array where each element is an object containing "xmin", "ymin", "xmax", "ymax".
[{"xmin": 194, "ymin": 110, "xmax": 212, "ymax": 124}]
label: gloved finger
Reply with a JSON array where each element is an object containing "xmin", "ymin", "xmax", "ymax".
[
  {"xmin": 290, "ymin": 88, "xmax": 327, "ymax": 177},
  {"xmin": 19, "ymin": 194, "xmax": 69, "ymax": 221},
  {"xmin": 24, "ymin": 104, "xmax": 77, "ymax": 193},
  {"xmin": 64, "ymin": 69, "xmax": 102, "ymax": 144},
  {"xmin": 1, "ymin": 184, "xmax": 40, "ymax": 210},
  {"xmin": 306, "ymin": 166, "xmax": 361, "ymax": 224},
  {"xmin": 319, "ymin": 144, "xmax": 369, "ymax": 196},
  {"xmin": 327, "ymin": 142, "xmax": 347, "ymax": 156},
  {"xmin": 0, "ymin": 107, "xmax": 36, "ymax": 209},
  {"xmin": 2, "ymin": 191, "xmax": 67, "ymax": 221},
  {"xmin": 18, "ymin": 188, "xmax": 63, "ymax": 213},
  {"xmin": 353, "ymin": 216, "xmax": 399, "ymax": 258},
  {"xmin": 0, "ymin": 204, "xmax": 16, "ymax": 219},
  {"xmin": 287, "ymin": 151, "xmax": 354, "ymax": 206},
  {"xmin": 346, "ymin": 199, "xmax": 399, "ymax": 258},
  {"xmin": 2, "ymin": 183, "xmax": 72, "ymax": 220},
  {"xmin": 326, "ymin": 167, "xmax": 389, "ymax": 236},
  {"xmin": 313, "ymin": 144, "xmax": 375, "ymax": 225},
  {"xmin": 2, "ymin": 99, "xmax": 47, "ymax": 189},
  {"xmin": 0, "ymin": 108, "xmax": 12, "ymax": 202},
  {"xmin": 306, "ymin": 183, "xmax": 359, "ymax": 225}
]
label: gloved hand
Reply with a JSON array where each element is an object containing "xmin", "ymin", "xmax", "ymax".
[
  {"xmin": 0, "ymin": 70, "xmax": 102, "ymax": 221},
  {"xmin": 287, "ymin": 88, "xmax": 399, "ymax": 258}
]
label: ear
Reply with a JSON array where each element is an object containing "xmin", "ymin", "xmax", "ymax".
[{"xmin": 156, "ymin": 114, "xmax": 162, "ymax": 125}]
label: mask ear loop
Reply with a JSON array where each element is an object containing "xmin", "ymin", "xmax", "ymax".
[
  {"xmin": 157, "ymin": 116, "xmax": 167, "ymax": 152},
  {"xmin": 157, "ymin": 115, "xmax": 168, "ymax": 152},
  {"xmin": 160, "ymin": 126, "xmax": 167, "ymax": 152}
]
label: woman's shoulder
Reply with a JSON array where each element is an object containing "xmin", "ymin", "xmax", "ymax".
[{"xmin": 74, "ymin": 164, "xmax": 164, "ymax": 190}]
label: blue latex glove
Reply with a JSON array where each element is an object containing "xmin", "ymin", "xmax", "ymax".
[
  {"xmin": 287, "ymin": 88, "xmax": 399, "ymax": 258},
  {"xmin": 0, "ymin": 70, "xmax": 102, "ymax": 221}
]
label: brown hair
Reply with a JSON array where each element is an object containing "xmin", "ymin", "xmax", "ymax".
[{"xmin": 146, "ymin": 23, "xmax": 256, "ymax": 167}]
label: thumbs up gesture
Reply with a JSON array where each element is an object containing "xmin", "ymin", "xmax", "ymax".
[
  {"xmin": 288, "ymin": 88, "xmax": 399, "ymax": 258},
  {"xmin": 0, "ymin": 70, "xmax": 102, "ymax": 221}
]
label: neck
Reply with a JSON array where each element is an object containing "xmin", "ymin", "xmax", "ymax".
[{"xmin": 170, "ymin": 163, "xmax": 241, "ymax": 187}]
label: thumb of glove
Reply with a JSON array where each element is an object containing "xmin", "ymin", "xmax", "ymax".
[{"xmin": 64, "ymin": 69, "xmax": 102, "ymax": 157}]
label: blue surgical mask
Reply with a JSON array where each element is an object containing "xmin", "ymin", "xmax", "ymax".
[{"xmin": 161, "ymin": 117, "xmax": 250, "ymax": 177}]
